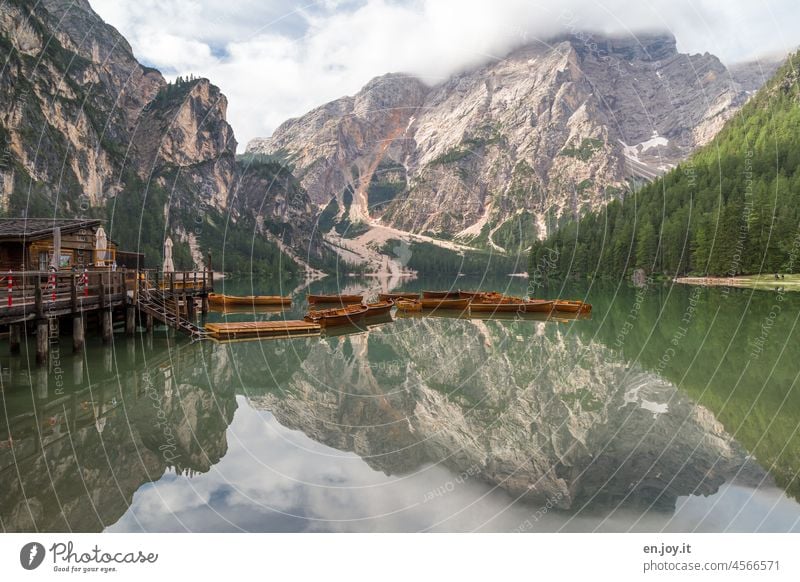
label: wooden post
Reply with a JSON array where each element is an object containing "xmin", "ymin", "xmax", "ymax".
[
  {"xmin": 101, "ymin": 309, "xmax": 112, "ymax": 344},
  {"xmin": 73, "ymin": 314, "xmax": 84, "ymax": 353},
  {"xmin": 125, "ymin": 305, "xmax": 136, "ymax": 336},
  {"xmin": 186, "ymin": 295, "xmax": 195, "ymax": 320},
  {"xmin": 99, "ymin": 272, "xmax": 106, "ymax": 308},
  {"xmin": 145, "ymin": 312, "xmax": 154, "ymax": 333},
  {"xmin": 169, "ymin": 272, "xmax": 175, "ymax": 295},
  {"xmin": 9, "ymin": 323, "xmax": 21, "ymax": 354},
  {"xmin": 36, "ymin": 319, "xmax": 48, "ymax": 365},
  {"xmin": 70, "ymin": 273, "xmax": 78, "ymax": 311},
  {"xmin": 34, "ymin": 278, "xmax": 43, "ymax": 318}
]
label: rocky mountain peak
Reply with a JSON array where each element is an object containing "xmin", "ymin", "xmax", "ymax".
[{"xmin": 564, "ymin": 31, "xmax": 678, "ymax": 62}]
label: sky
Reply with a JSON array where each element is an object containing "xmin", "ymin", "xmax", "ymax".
[{"xmin": 90, "ymin": 0, "xmax": 799, "ymax": 151}]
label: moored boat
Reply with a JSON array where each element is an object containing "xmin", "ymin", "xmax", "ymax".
[
  {"xmin": 364, "ymin": 300, "xmax": 394, "ymax": 317},
  {"xmin": 553, "ymin": 300, "xmax": 592, "ymax": 313},
  {"xmin": 422, "ymin": 290, "xmax": 461, "ymax": 299},
  {"xmin": 468, "ymin": 292, "xmax": 523, "ymax": 304},
  {"xmin": 469, "ymin": 302, "xmax": 527, "ymax": 313},
  {"xmin": 378, "ymin": 292, "xmax": 420, "ymax": 301},
  {"xmin": 304, "ymin": 304, "xmax": 368, "ymax": 327},
  {"xmin": 208, "ymin": 293, "xmax": 291, "ymax": 307},
  {"xmin": 395, "ymin": 299, "xmax": 422, "ymax": 312},
  {"xmin": 420, "ymin": 297, "xmax": 471, "ymax": 310},
  {"xmin": 519, "ymin": 300, "xmax": 554, "ymax": 313},
  {"xmin": 307, "ymin": 293, "xmax": 363, "ymax": 304}
]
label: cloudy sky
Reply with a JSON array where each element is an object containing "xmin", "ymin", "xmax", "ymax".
[{"xmin": 91, "ymin": 0, "xmax": 799, "ymax": 151}]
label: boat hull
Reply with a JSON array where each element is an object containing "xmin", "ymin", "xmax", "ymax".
[
  {"xmin": 395, "ymin": 299, "xmax": 422, "ymax": 312},
  {"xmin": 422, "ymin": 291, "xmax": 461, "ymax": 299},
  {"xmin": 519, "ymin": 300, "xmax": 554, "ymax": 313},
  {"xmin": 469, "ymin": 302, "xmax": 529, "ymax": 313},
  {"xmin": 365, "ymin": 301, "xmax": 394, "ymax": 317},
  {"xmin": 304, "ymin": 306, "xmax": 367, "ymax": 327},
  {"xmin": 554, "ymin": 301, "xmax": 592, "ymax": 313}
]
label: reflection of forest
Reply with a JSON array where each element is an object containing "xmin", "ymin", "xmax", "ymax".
[
  {"xmin": 0, "ymin": 341, "xmax": 237, "ymax": 532},
  {"xmin": 234, "ymin": 314, "xmax": 765, "ymax": 513},
  {"xmin": 573, "ymin": 284, "xmax": 800, "ymax": 501}
]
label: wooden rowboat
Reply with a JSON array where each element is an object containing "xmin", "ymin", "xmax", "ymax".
[
  {"xmin": 554, "ymin": 300, "xmax": 592, "ymax": 313},
  {"xmin": 307, "ymin": 293, "xmax": 363, "ymax": 304},
  {"xmin": 364, "ymin": 300, "xmax": 394, "ymax": 317},
  {"xmin": 304, "ymin": 304, "xmax": 368, "ymax": 327},
  {"xmin": 519, "ymin": 300, "xmax": 554, "ymax": 313},
  {"xmin": 469, "ymin": 302, "xmax": 527, "ymax": 313},
  {"xmin": 395, "ymin": 299, "xmax": 422, "ymax": 312},
  {"xmin": 378, "ymin": 292, "xmax": 420, "ymax": 301},
  {"xmin": 208, "ymin": 293, "xmax": 291, "ymax": 307},
  {"xmin": 422, "ymin": 290, "xmax": 461, "ymax": 299},
  {"xmin": 420, "ymin": 297, "xmax": 471, "ymax": 310},
  {"xmin": 458, "ymin": 290, "xmax": 487, "ymax": 299}
]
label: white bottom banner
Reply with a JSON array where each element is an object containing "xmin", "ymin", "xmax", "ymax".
[{"xmin": 0, "ymin": 533, "xmax": 796, "ymax": 580}]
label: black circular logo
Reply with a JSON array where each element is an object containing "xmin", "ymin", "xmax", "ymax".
[{"xmin": 20, "ymin": 542, "xmax": 46, "ymax": 570}]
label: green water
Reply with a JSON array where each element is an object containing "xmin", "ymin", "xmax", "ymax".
[{"xmin": 1, "ymin": 277, "xmax": 799, "ymax": 532}]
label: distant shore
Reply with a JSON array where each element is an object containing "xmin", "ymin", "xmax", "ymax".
[{"xmin": 675, "ymin": 275, "xmax": 800, "ymax": 291}]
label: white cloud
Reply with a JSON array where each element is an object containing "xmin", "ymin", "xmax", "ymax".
[{"xmin": 90, "ymin": 0, "xmax": 800, "ymax": 151}]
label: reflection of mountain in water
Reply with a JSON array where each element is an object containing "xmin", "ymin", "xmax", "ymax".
[
  {"xmin": 0, "ymin": 342, "xmax": 237, "ymax": 532},
  {"xmin": 240, "ymin": 316, "xmax": 764, "ymax": 512}
]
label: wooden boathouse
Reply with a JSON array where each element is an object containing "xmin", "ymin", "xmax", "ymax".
[{"xmin": 0, "ymin": 218, "xmax": 214, "ymax": 364}]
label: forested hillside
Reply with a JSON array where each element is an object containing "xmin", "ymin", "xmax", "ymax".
[{"xmin": 530, "ymin": 51, "xmax": 800, "ymax": 279}]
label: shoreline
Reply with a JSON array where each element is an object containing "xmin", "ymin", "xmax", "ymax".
[{"xmin": 674, "ymin": 276, "xmax": 800, "ymax": 290}]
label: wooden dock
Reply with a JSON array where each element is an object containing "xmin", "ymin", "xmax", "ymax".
[{"xmin": 204, "ymin": 320, "xmax": 321, "ymax": 340}]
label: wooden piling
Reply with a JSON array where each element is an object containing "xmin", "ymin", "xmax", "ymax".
[
  {"xmin": 145, "ymin": 312, "xmax": 154, "ymax": 333},
  {"xmin": 73, "ymin": 314, "xmax": 85, "ymax": 353},
  {"xmin": 36, "ymin": 319, "xmax": 48, "ymax": 365},
  {"xmin": 101, "ymin": 309, "xmax": 113, "ymax": 344},
  {"xmin": 125, "ymin": 305, "xmax": 136, "ymax": 336},
  {"xmin": 9, "ymin": 323, "xmax": 21, "ymax": 354}
]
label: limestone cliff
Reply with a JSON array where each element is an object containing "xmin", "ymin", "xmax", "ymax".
[
  {"xmin": 0, "ymin": 0, "xmax": 318, "ymax": 271},
  {"xmin": 248, "ymin": 33, "xmax": 769, "ymax": 251}
]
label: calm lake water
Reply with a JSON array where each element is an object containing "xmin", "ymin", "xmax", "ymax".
[{"xmin": 2, "ymin": 275, "xmax": 800, "ymax": 532}]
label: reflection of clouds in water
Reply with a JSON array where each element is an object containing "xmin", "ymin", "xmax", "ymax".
[{"xmin": 108, "ymin": 399, "xmax": 800, "ymax": 533}]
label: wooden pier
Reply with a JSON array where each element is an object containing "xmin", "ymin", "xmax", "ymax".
[
  {"xmin": 205, "ymin": 320, "xmax": 320, "ymax": 340},
  {"xmin": 0, "ymin": 269, "xmax": 213, "ymax": 364}
]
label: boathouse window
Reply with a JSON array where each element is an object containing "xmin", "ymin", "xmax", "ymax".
[{"xmin": 38, "ymin": 251, "xmax": 49, "ymax": 271}]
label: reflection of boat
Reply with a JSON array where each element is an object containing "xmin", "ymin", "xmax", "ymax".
[
  {"xmin": 304, "ymin": 305, "xmax": 368, "ymax": 327},
  {"xmin": 307, "ymin": 294, "xmax": 363, "ymax": 304},
  {"xmin": 208, "ymin": 293, "xmax": 291, "ymax": 307},
  {"xmin": 550, "ymin": 311, "xmax": 592, "ymax": 323},
  {"xmin": 378, "ymin": 292, "xmax": 420, "ymax": 301},
  {"xmin": 468, "ymin": 310, "xmax": 552, "ymax": 322},
  {"xmin": 420, "ymin": 298, "xmax": 471, "ymax": 310},
  {"xmin": 364, "ymin": 300, "xmax": 394, "ymax": 317},
  {"xmin": 321, "ymin": 322, "xmax": 368, "ymax": 338},
  {"xmin": 554, "ymin": 300, "xmax": 592, "ymax": 313},
  {"xmin": 396, "ymin": 299, "xmax": 422, "ymax": 312},
  {"xmin": 422, "ymin": 290, "xmax": 461, "ymax": 299}
]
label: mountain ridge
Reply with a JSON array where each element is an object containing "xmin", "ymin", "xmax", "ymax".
[{"xmin": 248, "ymin": 32, "xmax": 781, "ymax": 259}]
